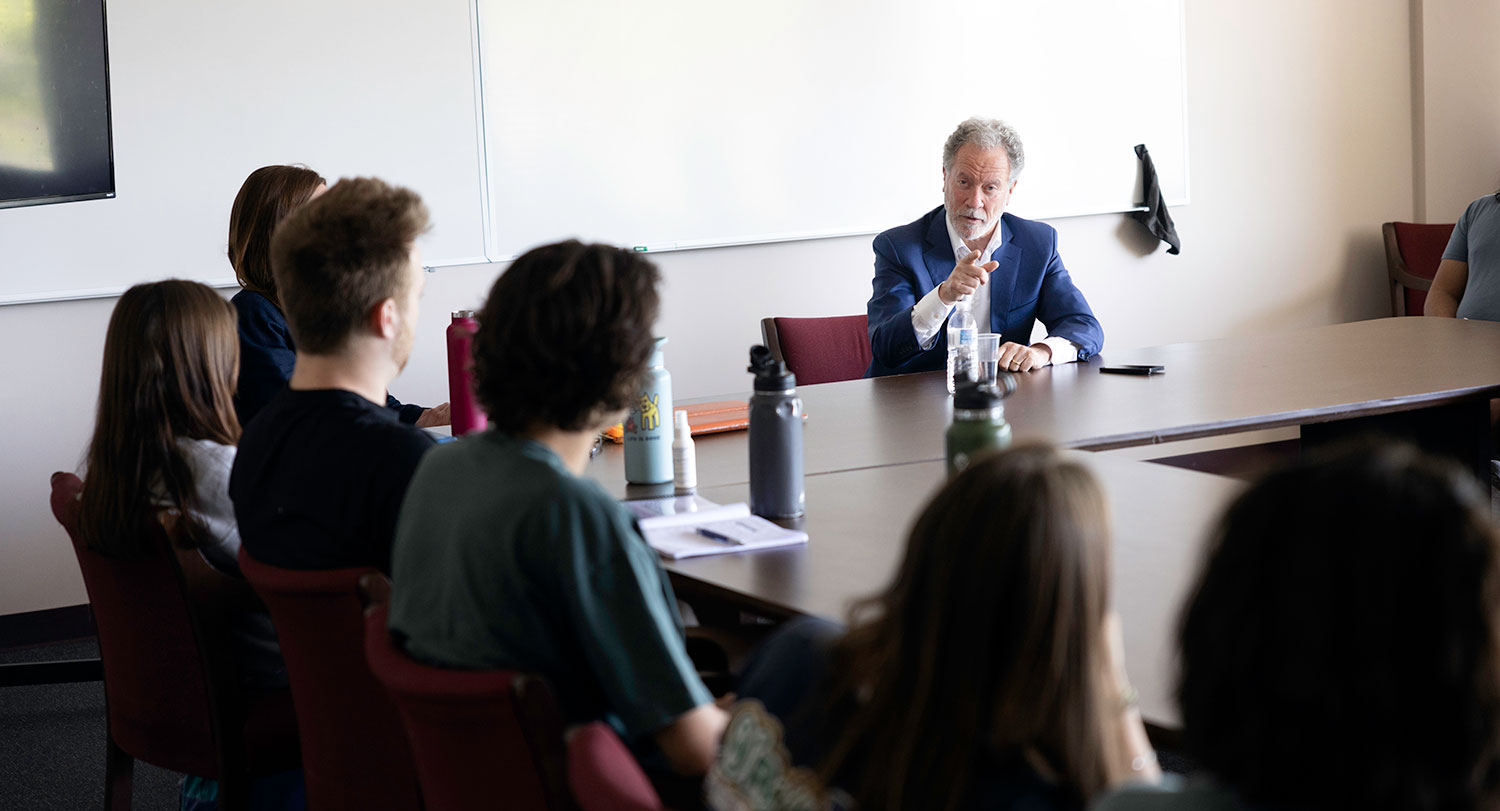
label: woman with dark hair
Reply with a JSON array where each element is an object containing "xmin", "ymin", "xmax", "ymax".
[
  {"xmin": 80, "ymin": 279, "xmax": 300, "ymax": 808},
  {"xmin": 227, "ymin": 164, "xmax": 447, "ymax": 427},
  {"xmin": 707, "ymin": 444, "xmax": 1159, "ymax": 811},
  {"xmin": 81, "ymin": 279, "xmax": 284, "ymax": 683},
  {"xmin": 387, "ymin": 241, "xmax": 725, "ymax": 796},
  {"xmin": 1093, "ymin": 441, "xmax": 1500, "ymax": 811}
]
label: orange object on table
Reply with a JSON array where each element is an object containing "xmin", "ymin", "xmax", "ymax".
[{"xmin": 604, "ymin": 401, "xmax": 750, "ymax": 444}]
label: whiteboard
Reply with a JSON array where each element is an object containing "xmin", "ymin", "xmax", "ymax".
[
  {"xmin": 478, "ymin": 0, "xmax": 1188, "ymax": 259},
  {"xmin": 0, "ymin": 0, "xmax": 487, "ymax": 305}
]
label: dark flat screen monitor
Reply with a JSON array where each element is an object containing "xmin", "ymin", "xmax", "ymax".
[{"xmin": 0, "ymin": 0, "xmax": 114, "ymax": 210}]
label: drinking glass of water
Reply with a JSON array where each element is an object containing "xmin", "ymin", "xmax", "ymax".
[{"xmin": 975, "ymin": 333, "xmax": 1002, "ymax": 386}]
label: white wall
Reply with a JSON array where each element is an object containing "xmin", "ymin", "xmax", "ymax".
[
  {"xmin": 1417, "ymin": 0, "xmax": 1500, "ymax": 222},
  {"xmin": 0, "ymin": 0, "xmax": 1450, "ymax": 616}
]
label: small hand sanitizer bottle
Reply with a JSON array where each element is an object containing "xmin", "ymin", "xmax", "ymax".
[{"xmin": 673, "ymin": 410, "xmax": 697, "ymax": 494}]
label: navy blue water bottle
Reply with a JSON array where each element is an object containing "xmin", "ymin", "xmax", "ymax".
[{"xmin": 747, "ymin": 345, "xmax": 804, "ymax": 519}]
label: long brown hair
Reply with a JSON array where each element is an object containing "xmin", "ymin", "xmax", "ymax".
[
  {"xmin": 820, "ymin": 443, "xmax": 1120, "ymax": 810},
  {"xmin": 228, "ymin": 164, "xmax": 325, "ymax": 307},
  {"xmin": 79, "ymin": 280, "xmax": 242, "ymax": 557}
]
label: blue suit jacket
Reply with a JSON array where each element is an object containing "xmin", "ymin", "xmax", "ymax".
[{"xmin": 865, "ymin": 206, "xmax": 1104, "ymax": 377}]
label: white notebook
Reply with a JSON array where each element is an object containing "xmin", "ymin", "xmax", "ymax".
[{"xmin": 625, "ymin": 496, "xmax": 808, "ymax": 560}]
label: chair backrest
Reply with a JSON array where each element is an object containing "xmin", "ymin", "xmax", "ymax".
[
  {"xmin": 362, "ymin": 598, "xmax": 570, "ymax": 811},
  {"xmin": 567, "ymin": 722, "xmax": 664, "ymax": 811},
  {"xmin": 761, "ymin": 315, "xmax": 873, "ymax": 386},
  {"xmin": 1383, "ymin": 221, "xmax": 1453, "ymax": 316},
  {"xmin": 236, "ymin": 548, "xmax": 421, "ymax": 811},
  {"xmin": 49, "ymin": 471, "xmax": 226, "ymax": 778}
]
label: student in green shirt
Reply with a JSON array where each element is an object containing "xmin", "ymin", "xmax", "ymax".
[{"xmin": 388, "ymin": 240, "xmax": 725, "ymax": 785}]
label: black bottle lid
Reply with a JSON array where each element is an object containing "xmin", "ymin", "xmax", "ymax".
[
  {"xmin": 953, "ymin": 375, "xmax": 1017, "ymax": 409},
  {"xmin": 748, "ymin": 345, "xmax": 797, "ymax": 391}
]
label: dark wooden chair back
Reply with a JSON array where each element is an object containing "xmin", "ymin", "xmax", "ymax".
[
  {"xmin": 359, "ymin": 573, "xmax": 574, "ymax": 811},
  {"xmin": 51, "ymin": 471, "xmax": 298, "ymax": 810},
  {"xmin": 1383, "ymin": 221, "xmax": 1453, "ymax": 316},
  {"xmin": 761, "ymin": 314, "xmax": 873, "ymax": 385},
  {"xmin": 237, "ymin": 549, "xmax": 421, "ymax": 811}
]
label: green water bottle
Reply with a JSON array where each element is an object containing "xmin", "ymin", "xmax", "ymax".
[{"xmin": 946, "ymin": 377, "xmax": 1016, "ymax": 477}]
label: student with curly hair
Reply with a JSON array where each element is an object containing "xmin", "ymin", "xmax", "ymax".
[{"xmin": 388, "ymin": 241, "xmax": 724, "ymax": 790}]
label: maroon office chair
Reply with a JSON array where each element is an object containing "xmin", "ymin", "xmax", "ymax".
[
  {"xmin": 236, "ymin": 548, "xmax": 421, "ymax": 811},
  {"xmin": 50, "ymin": 472, "xmax": 300, "ymax": 811},
  {"xmin": 359, "ymin": 586, "xmax": 571, "ymax": 811},
  {"xmin": 1383, "ymin": 221, "xmax": 1454, "ymax": 316},
  {"xmin": 568, "ymin": 722, "xmax": 665, "ymax": 811},
  {"xmin": 761, "ymin": 315, "xmax": 873, "ymax": 385}
]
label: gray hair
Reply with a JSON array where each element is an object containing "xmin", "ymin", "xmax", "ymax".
[{"xmin": 942, "ymin": 117, "xmax": 1025, "ymax": 182}]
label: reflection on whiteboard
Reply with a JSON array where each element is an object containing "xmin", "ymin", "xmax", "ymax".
[{"xmin": 479, "ymin": 0, "xmax": 1187, "ymax": 258}]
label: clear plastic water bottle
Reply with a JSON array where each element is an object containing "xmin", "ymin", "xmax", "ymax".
[{"xmin": 946, "ymin": 295, "xmax": 979, "ymax": 394}]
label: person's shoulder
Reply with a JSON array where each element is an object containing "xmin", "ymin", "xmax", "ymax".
[
  {"xmin": 413, "ymin": 431, "xmax": 554, "ymax": 485},
  {"xmin": 875, "ymin": 205, "xmax": 944, "ymax": 247},
  {"xmin": 177, "ymin": 437, "xmax": 236, "ymax": 467},
  {"xmin": 368, "ymin": 410, "xmax": 439, "ymax": 458},
  {"xmin": 427, "ymin": 433, "xmax": 601, "ymax": 516},
  {"xmin": 1464, "ymin": 193, "xmax": 1500, "ymax": 221},
  {"xmin": 1003, "ymin": 211, "xmax": 1058, "ymax": 245},
  {"xmin": 231, "ymin": 289, "xmax": 278, "ymax": 318},
  {"xmin": 548, "ymin": 464, "xmax": 631, "ymax": 527}
]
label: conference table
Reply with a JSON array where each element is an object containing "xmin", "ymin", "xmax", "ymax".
[{"xmin": 584, "ymin": 316, "xmax": 1500, "ymax": 728}]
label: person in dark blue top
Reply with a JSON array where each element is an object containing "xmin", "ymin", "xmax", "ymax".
[
  {"xmin": 226, "ymin": 165, "xmax": 447, "ymax": 428},
  {"xmin": 706, "ymin": 445, "xmax": 1160, "ymax": 811}
]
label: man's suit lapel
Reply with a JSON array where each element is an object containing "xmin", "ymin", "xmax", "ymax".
[
  {"xmin": 921, "ymin": 208, "xmax": 954, "ymax": 292},
  {"xmin": 987, "ymin": 216, "xmax": 1022, "ymax": 333}
]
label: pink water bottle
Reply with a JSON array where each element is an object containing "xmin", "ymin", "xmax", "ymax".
[{"xmin": 446, "ymin": 309, "xmax": 487, "ymax": 436}]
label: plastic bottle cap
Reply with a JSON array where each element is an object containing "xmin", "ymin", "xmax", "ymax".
[
  {"xmin": 952, "ymin": 375, "xmax": 1018, "ymax": 409},
  {"xmin": 748, "ymin": 345, "xmax": 797, "ymax": 390},
  {"xmin": 675, "ymin": 409, "xmax": 691, "ymax": 440}
]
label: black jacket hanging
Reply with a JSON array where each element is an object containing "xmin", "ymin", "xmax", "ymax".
[{"xmin": 1130, "ymin": 143, "xmax": 1180, "ymax": 255}]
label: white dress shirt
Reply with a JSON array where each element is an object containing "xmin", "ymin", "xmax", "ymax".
[{"xmin": 909, "ymin": 214, "xmax": 1080, "ymax": 366}]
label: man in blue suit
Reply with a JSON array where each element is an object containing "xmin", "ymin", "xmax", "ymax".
[{"xmin": 866, "ymin": 117, "xmax": 1103, "ymax": 377}]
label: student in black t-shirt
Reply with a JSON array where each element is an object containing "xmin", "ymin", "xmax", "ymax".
[{"xmin": 229, "ymin": 177, "xmax": 437, "ymax": 572}]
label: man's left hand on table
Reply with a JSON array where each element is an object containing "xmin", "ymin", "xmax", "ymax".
[{"xmin": 998, "ymin": 342, "xmax": 1052, "ymax": 372}]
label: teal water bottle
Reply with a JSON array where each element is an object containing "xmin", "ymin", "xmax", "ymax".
[
  {"xmin": 625, "ymin": 337, "xmax": 674, "ymax": 484},
  {"xmin": 946, "ymin": 377, "xmax": 1016, "ymax": 477}
]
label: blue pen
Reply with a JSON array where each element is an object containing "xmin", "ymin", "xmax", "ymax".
[{"xmin": 696, "ymin": 527, "xmax": 743, "ymax": 545}]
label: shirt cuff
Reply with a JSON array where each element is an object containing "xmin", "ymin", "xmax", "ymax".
[
  {"xmin": 911, "ymin": 286, "xmax": 955, "ymax": 350},
  {"xmin": 1038, "ymin": 336, "xmax": 1080, "ymax": 366}
]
